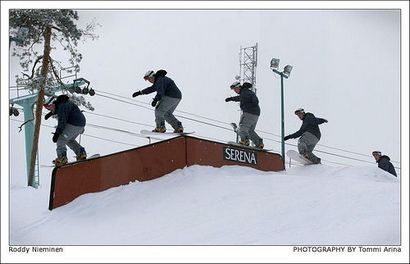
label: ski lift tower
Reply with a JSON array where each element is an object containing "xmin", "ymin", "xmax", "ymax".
[
  {"xmin": 237, "ymin": 43, "xmax": 258, "ymax": 93},
  {"xmin": 10, "ymin": 67, "xmax": 91, "ymax": 188}
]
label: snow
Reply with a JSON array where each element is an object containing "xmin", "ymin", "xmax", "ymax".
[{"xmin": 10, "ymin": 164, "xmax": 399, "ymax": 246}]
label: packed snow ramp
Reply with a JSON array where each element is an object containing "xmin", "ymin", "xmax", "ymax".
[{"xmin": 49, "ymin": 135, "xmax": 284, "ymax": 210}]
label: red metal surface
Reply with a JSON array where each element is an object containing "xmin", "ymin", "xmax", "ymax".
[
  {"xmin": 50, "ymin": 137, "xmax": 186, "ymax": 209},
  {"xmin": 185, "ymin": 137, "xmax": 284, "ymax": 171},
  {"xmin": 49, "ymin": 136, "xmax": 285, "ymax": 210}
]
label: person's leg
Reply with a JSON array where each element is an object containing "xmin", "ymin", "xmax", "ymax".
[
  {"xmin": 57, "ymin": 124, "xmax": 85, "ymax": 161},
  {"xmin": 65, "ymin": 126, "xmax": 86, "ymax": 159},
  {"xmin": 56, "ymin": 138, "xmax": 67, "ymax": 159},
  {"xmin": 246, "ymin": 114, "xmax": 263, "ymax": 147},
  {"xmin": 162, "ymin": 97, "xmax": 183, "ymax": 131},
  {"xmin": 155, "ymin": 96, "xmax": 181, "ymax": 131},
  {"xmin": 237, "ymin": 112, "xmax": 254, "ymax": 145},
  {"xmin": 298, "ymin": 132, "xmax": 320, "ymax": 163},
  {"xmin": 55, "ymin": 132, "xmax": 68, "ymax": 165}
]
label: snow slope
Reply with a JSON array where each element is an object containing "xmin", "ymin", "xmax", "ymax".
[{"xmin": 10, "ymin": 164, "xmax": 400, "ymax": 245}]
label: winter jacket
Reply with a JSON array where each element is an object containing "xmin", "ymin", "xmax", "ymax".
[
  {"xmin": 377, "ymin": 155, "xmax": 397, "ymax": 177},
  {"xmin": 54, "ymin": 95, "xmax": 86, "ymax": 134},
  {"xmin": 141, "ymin": 70, "xmax": 182, "ymax": 101},
  {"xmin": 288, "ymin": 112, "xmax": 326, "ymax": 140},
  {"xmin": 229, "ymin": 87, "xmax": 260, "ymax": 116}
]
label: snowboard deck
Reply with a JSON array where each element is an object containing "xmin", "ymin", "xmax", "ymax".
[
  {"xmin": 227, "ymin": 141, "xmax": 272, "ymax": 152},
  {"xmin": 44, "ymin": 153, "xmax": 101, "ymax": 168},
  {"xmin": 87, "ymin": 154, "xmax": 101, "ymax": 159},
  {"xmin": 140, "ymin": 130, "xmax": 195, "ymax": 136},
  {"xmin": 286, "ymin": 150, "xmax": 314, "ymax": 165}
]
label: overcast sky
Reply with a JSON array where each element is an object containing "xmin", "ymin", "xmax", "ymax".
[
  {"xmin": 4, "ymin": 2, "xmax": 407, "ymax": 177},
  {"xmin": 2, "ymin": 1, "xmax": 409, "ymax": 262}
]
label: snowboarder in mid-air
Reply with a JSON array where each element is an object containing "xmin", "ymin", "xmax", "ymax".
[
  {"xmin": 225, "ymin": 81, "xmax": 264, "ymax": 149},
  {"xmin": 284, "ymin": 108, "xmax": 327, "ymax": 164},
  {"xmin": 44, "ymin": 94, "xmax": 87, "ymax": 166},
  {"xmin": 132, "ymin": 69, "xmax": 183, "ymax": 133}
]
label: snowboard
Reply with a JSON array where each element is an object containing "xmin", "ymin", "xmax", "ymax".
[
  {"xmin": 140, "ymin": 130, "xmax": 195, "ymax": 136},
  {"xmin": 286, "ymin": 150, "xmax": 314, "ymax": 165},
  {"xmin": 87, "ymin": 154, "xmax": 101, "ymax": 159},
  {"xmin": 227, "ymin": 141, "xmax": 272, "ymax": 152},
  {"xmin": 72, "ymin": 153, "xmax": 101, "ymax": 161},
  {"xmin": 44, "ymin": 153, "xmax": 101, "ymax": 167}
]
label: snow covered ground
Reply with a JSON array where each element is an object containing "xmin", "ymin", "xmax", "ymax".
[{"xmin": 10, "ymin": 164, "xmax": 400, "ymax": 246}]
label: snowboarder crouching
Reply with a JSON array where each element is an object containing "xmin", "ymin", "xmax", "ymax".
[
  {"xmin": 132, "ymin": 69, "xmax": 183, "ymax": 133},
  {"xmin": 284, "ymin": 108, "xmax": 327, "ymax": 164},
  {"xmin": 372, "ymin": 151, "xmax": 397, "ymax": 177},
  {"xmin": 44, "ymin": 94, "xmax": 87, "ymax": 166},
  {"xmin": 225, "ymin": 81, "xmax": 264, "ymax": 149}
]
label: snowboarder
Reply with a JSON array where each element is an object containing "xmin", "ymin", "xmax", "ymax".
[
  {"xmin": 372, "ymin": 151, "xmax": 397, "ymax": 176},
  {"xmin": 44, "ymin": 94, "xmax": 87, "ymax": 166},
  {"xmin": 225, "ymin": 81, "xmax": 264, "ymax": 149},
  {"xmin": 132, "ymin": 69, "xmax": 183, "ymax": 133},
  {"xmin": 284, "ymin": 108, "xmax": 327, "ymax": 164}
]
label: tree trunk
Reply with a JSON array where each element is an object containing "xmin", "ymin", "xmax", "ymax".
[{"xmin": 28, "ymin": 26, "xmax": 51, "ymax": 187}]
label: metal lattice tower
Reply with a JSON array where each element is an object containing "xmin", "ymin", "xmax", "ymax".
[
  {"xmin": 231, "ymin": 43, "xmax": 258, "ymax": 144},
  {"xmin": 238, "ymin": 43, "xmax": 258, "ymax": 93}
]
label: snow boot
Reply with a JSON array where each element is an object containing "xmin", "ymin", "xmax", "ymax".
[
  {"xmin": 256, "ymin": 143, "xmax": 264, "ymax": 149},
  {"xmin": 173, "ymin": 122, "xmax": 184, "ymax": 133},
  {"xmin": 76, "ymin": 147, "xmax": 87, "ymax": 161},
  {"xmin": 152, "ymin": 127, "xmax": 166, "ymax": 133},
  {"xmin": 239, "ymin": 139, "xmax": 250, "ymax": 146},
  {"xmin": 173, "ymin": 127, "xmax": 184, "ymax": 133},
  {"xmin": 53, "ymin": 156, "xmax": 68, "ymax": 167}
]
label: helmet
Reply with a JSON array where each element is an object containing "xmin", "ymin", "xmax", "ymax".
[
  {"xmin": 143, "ymin": 70, "xmax": 155, "ymax": 80},
  {"xmin": 372, "ymin": 151, "xmax": 382, "ymax": 156},
  {"xmin": 230, "ymin": 81, "xmax": 241, "ymax": 89},
  {"xmin": 294, "ymin": 108, "xmax": 304, "ymax": 114}
]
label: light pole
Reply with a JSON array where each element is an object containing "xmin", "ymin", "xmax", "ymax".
[{"xmin": 270, "ymin": 58, "xmax": 293, "ymax": 166}]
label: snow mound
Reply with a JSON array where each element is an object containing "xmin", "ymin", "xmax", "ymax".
[{"xmin": 11, "ymin": 164, "xmax": 399, "ymax": 245}]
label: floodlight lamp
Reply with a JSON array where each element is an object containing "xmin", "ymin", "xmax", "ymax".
[
  {"xmin": 270, "ymin": 58, "xmax": 280, "ymax": 70},
  {"xmin": 284, "ymin": 65, "xmax": 293, "ymax": 77}
]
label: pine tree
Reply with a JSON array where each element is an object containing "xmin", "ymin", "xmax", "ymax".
[{"xmin": 9, "ymin": 9, "xmax": 98, "ymax": 187}]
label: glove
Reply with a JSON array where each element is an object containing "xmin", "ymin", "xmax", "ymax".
[
  {"xmin": 225, "ymin": 97, "xmax": 232, "ymax": 102},
  {"xmin": 45, "ymin": 111, "xmax": 53, "ymax": 120},
  {"xmin": 323, "ymin": 119, "xmax": 328, "ymax": 123},
  {"xmin": 151, "ymin": 98, "xmax": 159, "ymax": 107},
  {"xmin": 52, "ymin": 132, "xmax": 60, "ymax": 143},
  {"xmin": 284, "ymin": 135, "xmax": 292, "ymax": 141},
  {"xmin": 132, "ymin": 90, "xmax": 142, "ymax": 97}
]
